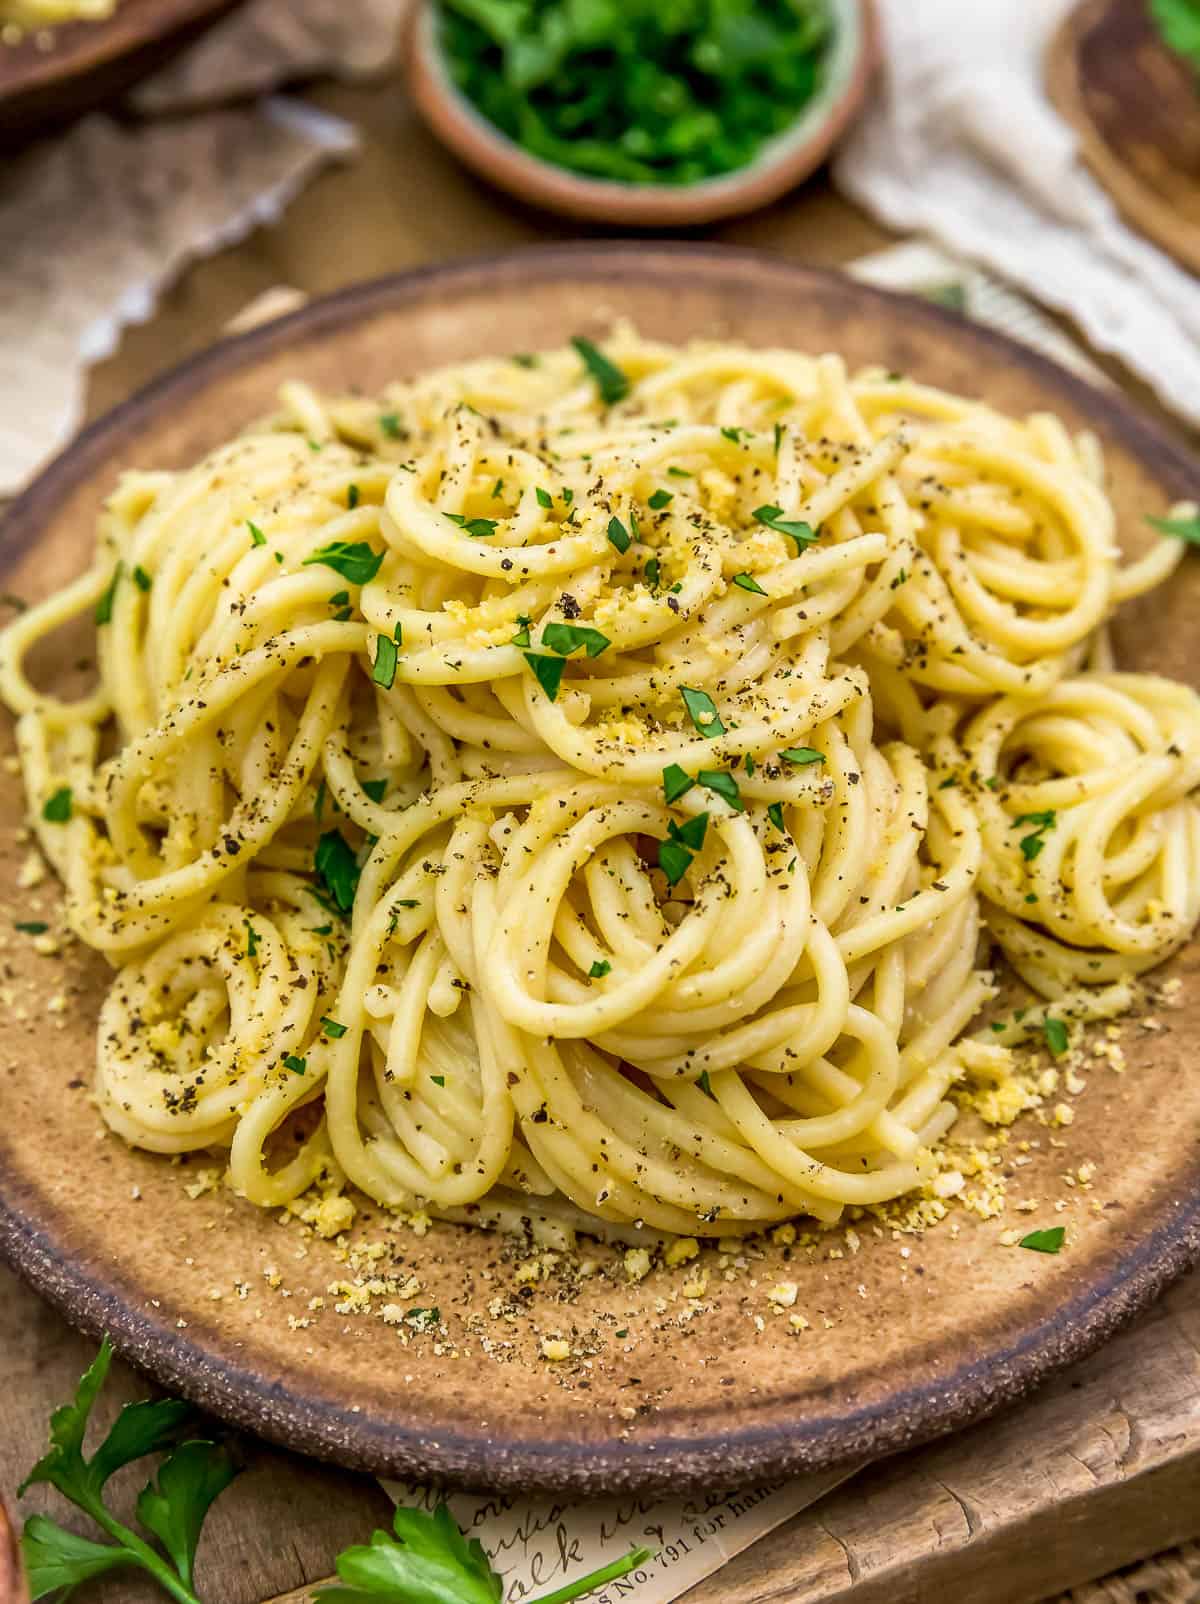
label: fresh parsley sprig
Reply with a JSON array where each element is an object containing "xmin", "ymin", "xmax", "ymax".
[
  {"xmin": 22, "ymin": 1345, "xmax": 652, "ymax": 1604},
  {"xmin": 18, "ymin": 1337, "xmax": 237, "ymax": 1604}
]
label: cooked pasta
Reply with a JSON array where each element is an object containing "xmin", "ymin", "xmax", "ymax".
[
  {"xmin": 0, "ymin": 0, "xmax": 114, "ymax": 30},
  {"xmin": 3, "ymin": 329, "xmax": 1198, "ymax": 1239}
]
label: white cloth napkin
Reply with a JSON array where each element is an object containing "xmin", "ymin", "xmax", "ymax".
[{"xmin": 834, "ymin": 0, "xmax": 1200, "ymax": 428}]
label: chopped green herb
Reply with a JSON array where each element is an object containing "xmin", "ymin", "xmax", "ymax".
[
  {"xmin": 753, "ymin": 504, "xmax": 820, "ymax": 552},
  {"xmin": 1148, "ymin": 510, "xmax": 1200, "ymax": 545},
  {"xmin": 1018, "ymin": 1226, "xmax": 1066, "ymax": 1254},
  {"xmin": 510, "ymin": 614, "xmax": 532, "ymax": 648},
  {"xmin": 925, "ymin": 281, "xmax": 967, "ymax": 312},
  {"xmin": 94, "ymin": 564, "xmax": 122, "ymax": 626},
  {"xmin": 347, "ymin": 484, "xmax": 359, "ymax": 510},
  {"xmin": 589, "ymin": 959, "xmax": 612, "ymax": 979},
  {"xmin": 697, "ymin": 1069, "xmax": 716, "ymax": 1100},
  {"xmin": 491, "ymin": 477, "xmax": 504, "ymax": 498},
  {"xmin": 681, "ymin": 686, "xmax": 724, "ymax": 738},
  {"xmin": 562, "ymin": 487, "xmax": 574, "ymax": 505},
  {"xmin": 512, "ymin": 353, "xmax": 538, "ymax": 368},
  {"xmin": 133, "ymin": 566, "xmax": 152, "ymax": 593},
  {"xmin": 535, "ymin": 486, "xmax": 554, "ymax": 509},
  {"xmin": 571, "ymin": 336, "xmax": 629, "ymax": 406},
  {"xmin": 697, "ymin": 769, "xmax": 742, "ymax": 811},
  {"xmin": 15, "ymin": 920, "xmax": 48, "ymax": 934},
  {"xmin": 662, "ymin": 763, "xmax": 694, "ymax": 804},
  {"xmin": 405, "ymin": 1307, "xmax": 441, "ymax": 1332},
  {"xmin": 938, "ymin": 776, "xmax": 958, "ymax": 789},
  {"xmin": 541, "ymin": 621, "xmax": 610, "ymax": 658},
  {"xmin": 244, "ymin": 921, "xmax": 259, "ymax": 958},
  {"xmin": 362, "ymin": 778, "xmax": 388, "ymax": 803},
  {"xmin": 321, "ymin": 1017, "xmax": 348, "ymax": 1038},
  {"xmin": 303, "ymin": 541, "xmax": 383, "ymax": 585},
  {"xmin": 328, "ymin": 591, "xmax": 350, "ymax": 608},
  {"xmin": 648, "ymin": 488, "xmax": 673, "ymax": 510},
  {"xmin": 445, "ymin": 513, "xmax": 500, "ymax": 538},
  {"xmin": 745, "ymin": 754, "xmax": 755, "ymax": 776},
  {"xmin": 780, "ymin": 747, "xmax": 824, "ymax": 766},
  {"xmin": 658, "ymin": 838, "xmax": 694, "ymax": 886},
  {"xmin": 247, "ymin": 520, "xmax": 267, "ymax": 547},
  {"xmin": 283, "ymin": 1055, "xmax": 307, "ymax": 1075},
  {"xmin": 732, "ymin": 572, "xmax": 767, "ymax": 595},
  {"xmin": 644, "ymin": 556, "xmax": 661, "ymax": 589},
  {"xmin": 774, "ymin": 421, "xmax": 785, "ymax": 453},
  {"xmin": 379, "ymin": 411, "xmax": 403, "ymax": 438},
  {"xmin": 667, "ymin": 466, "xmax": 692, "ymax": 479},
  {"xmin": 1043, "ymin": 1017, "xmax": 1069, "ymax": 1057},
  {"xmin": 669, "ymin": 813, "xmax": 708, "ymax": 851},
  {"xmin": 606, "ymin": 515, "xmax": 631, "ymax": 554},
  {"xmin": 372, "ymin": 633, "xmax": 398, "ymax": 690},
  {"xmin": 42, "ymin": 787, "xmax": 72, "ymax": 823},
  {"xmin": 720, "ymin": 426, "xmax": 747, "ymax": 443},
  {"xmin": 314, "ymin": 829, "xmax": 360, "ymax": 914},
  {"xmin": 767, "ymin": 801, "xmax": 786, "ymax": 832},
  {"xmin": 524, "ymin": 652, "xmax": 566, "ymax": 701},
  {"xmin": 1015, "ymin": 809, "xmax": 1056, "ymax": 861}
]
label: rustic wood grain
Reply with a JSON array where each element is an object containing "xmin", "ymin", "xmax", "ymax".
[{"xmin": 1046, "ymin": 0, "xmax": 1200, "ymax": 277}]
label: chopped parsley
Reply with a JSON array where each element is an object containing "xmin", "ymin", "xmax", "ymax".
[
  {"xmin": 510, "ymin": 614, "xmax": 532, "ymax": 648},
  {"xmin": 446, "ymin": 513, "xmax": 499, "ymax": 538},
  {"xmin": 94, "ymin": 564, "xmax": 122, "ymax": 625},
  {"xmin": 247, "ymin": 520, "xmax": 267, "ymax": 547},
  {"xmin": 42, "ymin": 787, "xmax": 72, "ymax": 823},
  {"xmin": 720, "ymin": 426, "xmax": 747, "ymax": 443},
  {"xmin": 667, "ymin": 466, "xmax": 692, "ymax": 479},
  {"xmin": 303, "ymin": 541, "xmax": 383, "ymax": 585},
  {"xmin": 431, "ymin": 1074, "xmax": 446, "ymax": 1086},
  {"xmin": 132, "ymin": 565, "xmax": 152, "ymax": 593},
  {"xmin": 1043, "ymin": 1017, "xmax": 1069, "ymax": 1057},
  {"xmin": 753, "ymin": 504, "xmax": 820, "ymax": 552},
  {"xmin": 406, "ymin": 1307, "xmax": 441, "ymax": 1331},
  {"xmin": 606, "ymin": 516, "xmax": 631, "ymax": 554},
  {"xmin": 669, "ymin": 813, "xmax": 708, "ymax": 851},
  {"xmin": 571, "ymin": 335, "xmax": 629, "ymax": 406},
  {"xmin": 362, "ymin": 778, "xmax": 388, "ymax": 803},
  {"xmin": 541, "ymin": 622, "xmax": 610, "ymax": 658},
  {"xmin": 283, "ymin": 1055, "xmax": 307, "ymax": 1075},
  {"xmin": 732, "ymin": 572, "xmax": 767, "ymax": 595},
  {"xmin": 767, "ymin": 802, "xmax": 786, "ymax": 832},
  {"xmin": 314, "ymin": 829, "xmax": 360, "ymax": 914},
  {"xmin": 524, "ymin": 652, "xmax": 567, "ymax": 701},
  {"xmin": 697, "ymin": 1069, "xmax": 716, "ymax": 1100},
  {"xmin": 14, "ymin": 921, "xmax": 48, "ymax": 934},
  {"xmin": 1018, "ymin": 1226, "xmax": 1065, "ymax": 1254},
  {"xmin": 244, "ymin": 920, "xmax": 259, "ymax": 958},
  {"xmin": 1147, "ymin": 513, "xmax": 1200, "ymax": 545},
  {"xmin": 347, "ymin": 484, "xmax": 359, "ymax": 509},
  {"xmin": 662, "ymin": 763, "xmax": 694, "ymax": 804},
  {"xmin": 681, "ymin": 686, "xmax": 724, "ymax": 738},
  {"xmin": 644, "ymin": 556, "xmax": 661, "ymax": 589},
  {"xmin": 321, "ymin": 1017, "xmax": 348, "ymax": 1038},
  {"xmin": 658, "ymin": 838, "xmax": 694, "ymax": 886},
  {"xmin": 697, "ymin": 769, "xmax": 742, "ymax": 811},
  {"xmin": 780, "ymin": 747, "xmax": 824, "ymax": 766},
  {"xmin": 329, "ymin": 591, "xmax": 350, "ymax": 608},
  {"xmin": 1015, "ymin": 809, "xmax": 1056, "ymax": 861},
  {"xmin": 589, "ymin": 959, "xmax": 612, "ymax": 979},
  {"xmin": 535, "ymin": 486, "xmax": 554, "ymax": 509},
  {"xmin": 372, "ymin": 633, "xmax": 398, "ymax": 689},
  {"xmin": 648, "ymin": 489, "xmax": 673, "ymax": 510},
  {"xmin": 512, "ymin": 353, "xmax": 538, "ymax": 368},
  {"xmin": 379, "ymin": 411, "xmax": 403, "ymax": 438}
]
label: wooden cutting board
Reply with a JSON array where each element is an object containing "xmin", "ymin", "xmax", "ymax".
[
  {"xmin": 3, "ymin": 1259, "xmax": 1198, "ymax": 1603},
  {"xmin": 1046, "ymin": 0, "xmax": 1200, "ymax": 276}
]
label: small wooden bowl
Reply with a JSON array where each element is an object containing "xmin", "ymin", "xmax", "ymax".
[
  {"xmin": 0, "ymin": 0, "xmax": 244, "ymax": 142},
  {"xmin": 402, "ymin": 0, "xmax": 877, "ymax": 226}
]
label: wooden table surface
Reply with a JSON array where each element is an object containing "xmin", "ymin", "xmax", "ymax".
[{"xmin": 4, "ymin": 68, "xmax": 1200, "ymax": 1604}]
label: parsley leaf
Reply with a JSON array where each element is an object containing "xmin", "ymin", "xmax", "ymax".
[
  {"xmin": 523, "ymin": 652, "xmax": 566, "ymax": 701},
  {"xmin": 658, "ymin": 838, "xmax": 694, "ymax": 886},
  {"xmin": 19, "ymin": 1336, "xmax": 239, "ymax": 1604},
  {"xmin": 1150, "ymin": 508, "xmax": 1200, "ymax": 539},
  {"xmin": 571, "ymin": 335, "xmax": 630, "ymax": 406},
  {"xmin": 42, "ymin": 786, "xmax": 73, "ymax": 823},
  {"xmin": 1015, "ymin": 809, "xmax": 1056, "ymax": 861},
  {"xmin": 379, "ymin": 412, "xmax": 404, "ymax": 439},
  {"xmin": 322, "ymin": 1017, "xmax": 348, "ymax": 1038},
  {"xmin": 697, "ymin": 769, "xmax": 743, "ymax": 811},
  {"xmin": 681, "ymin": 686, "xmax": 725, "ymax": 738},
  {"xmin": 303, "ymin": 541, "xmax": 384, "ymax": 586},
  {"xmin": 247, "ymin": 520, "xmax": 267, "ymax": 547},
  {"xmin": 445, "ymin": 514, "xmax": 500, "ymax": 539},
  {"xmin": 283, "ymin": 1055, "xmax": 307, "ymax": 1075},
  {"xmin": 669, "ymin": 813, "xmax": 708, "ymax": 851},
  {"xmin": 1043, "ymin": 1017, "xmax": 1069, "ymax": 1057},
  {"xmin": 606, "ymin": 515, "xmax": 631, "ymax": 554},
  {"xmin": 644, "ymin": 556, "xmax": 661, "ymax": 589},
  {"xmin": 314, "ymin": 829, "xmax": 361, "ymax": 914},
  {"xmin": 589, "ymin": 959, "xmax": 611, "ymax": 978},
  {"xmin": 780, "ymin": 747, "xmax": 824, "ymax": 766},
  {"xmin": 348, "ymin": 485, "xmax": 360, "ymax": 510},
  {"xmin": 133, "ymin": 566, "xmax": 153, "ymax": 593},
  {"xmin": 752, "ymin": 504, "xmax": 821, "ymax": 552},
  {"xmin": 510, "ymin": 614, "xmax": 532, "ymax": 648},
  {"xmin": 662, "ymin": 763, "xmax": 694, "ymax": 804},
  {"xmin": 15, "ymin": 920, "xmax": 48, "ymax": 934},
  {"xmin": 767, "ymin": 801, "xmax": 786, "ymax": 832},
  {"xmin": 372, "ymin": 634, "xmax": 398, "ymax": 690},
  {"xmin": 732, "ymin": 572, "xmax": 767, "ymax": 595},
  {"xmin": 244, "ymin": 920, "xmax": 259, "ymax": 959},
  {"xmin": 535, "ymin": 486, "xmax": 554, "ymax": 509},
  {"xmin": 1018, "ymin": 1226, "xmax": 1066, "ymax": 1254},
  {"xmin": 541, "ymin": 622, "xmax": 610, "ymax": 658},
  {"xmin": 362, "ymin": 779, "xmax": 388, "ymax": 803},
  {"xmin": 697, "ymin": 1069, "xmax": 716, "ymax": 1100},
  {"xmin": 648, "ymin": 488, "xmax": 673, "ymax": 510},
  {"xmin": 94, "ymin": 563, "xmax": 122, "ymax": 626}
]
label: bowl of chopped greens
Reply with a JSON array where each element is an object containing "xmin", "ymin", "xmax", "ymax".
[{"xmin": 403, "ymin": 0, "xmax": 877, "ymax": 225}]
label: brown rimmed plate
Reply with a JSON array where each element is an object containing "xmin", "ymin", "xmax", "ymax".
[
  {"xmin": 2, "ymin": 244, "xmax": 1200, "ymax": 1494},
  {"xmin": 0, "ymin": 0, "xmax": 243, "ymax": 140}
]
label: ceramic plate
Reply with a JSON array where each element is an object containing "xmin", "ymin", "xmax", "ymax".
[{"xmin": 2, "ymin": 245, "xmax": 1199, "ymax": 1493}]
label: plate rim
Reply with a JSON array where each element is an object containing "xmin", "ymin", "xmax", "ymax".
[{"xmin": 3, "ymin": 241, "xmax": 1200, "ymax": 1492}]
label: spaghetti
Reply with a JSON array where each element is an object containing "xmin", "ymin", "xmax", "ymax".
[{"xmin": 4, "ymin": 330, "xmax": 1198, "ymax": 1238}]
